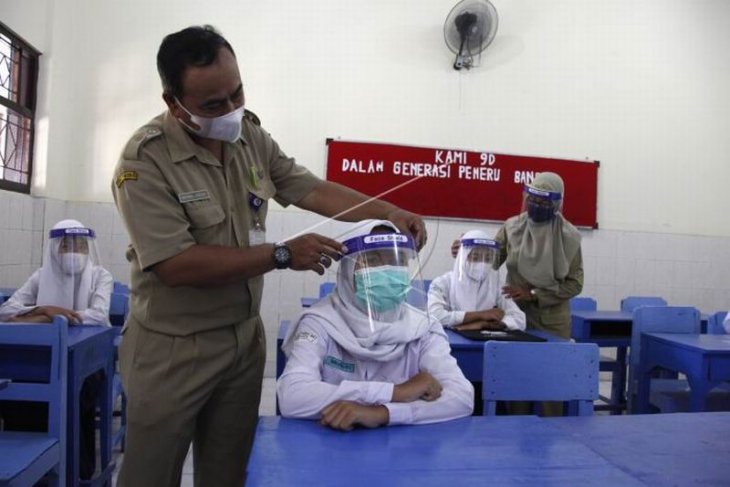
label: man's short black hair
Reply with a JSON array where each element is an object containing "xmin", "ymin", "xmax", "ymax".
[{"xmin": 157, "ymin": 25, "xmax": 235, "ymax": 98}]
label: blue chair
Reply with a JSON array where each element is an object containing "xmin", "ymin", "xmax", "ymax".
[
  {"xmin": 109, "ymin": 292, "xmax": 129, "ymax": 328},
  {"xmin": 319, "ymin": 282, "xmax": 335, "ymax": 298},
  {"xmin": 112, "ymin": 281, "xmax": 129, "ymax": 295},
  {"xmin": 0, "ymin": 316, "xmax": 68, "ymax": 487},
  {"xmin": 620, "ymin": 296, "xmax": 667, "ymax": 312},
  {"xmin": 707, "ymin": 311, "xmax": 728, "ymax": 335},
  {"xmin": 570, "ymin": 296, "xmax": 597, "ymax": 311},
  {"xmin": 628, "ymin": 306, "xmax": 730, "ymax": 413},
  {"xmin": 482, "ymin": 341, "xmax": 599, "ymax": 416}
]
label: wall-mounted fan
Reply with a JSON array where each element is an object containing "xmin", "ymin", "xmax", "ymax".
[{"xmin": 444, "ymin": 0, "xmax": 499, "ymax": 70}]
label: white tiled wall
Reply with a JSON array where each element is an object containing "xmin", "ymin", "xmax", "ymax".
[{"xmin": 2, "ymin": 189, "xmax": 729, "ymax": 376}]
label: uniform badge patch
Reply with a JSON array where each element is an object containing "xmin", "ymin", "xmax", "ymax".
[
  {"xmin": 294, "ymin": 330, "xmax": 318, "ymax": 344},
  {"xmin": 323, "ymin": 355, "xmax": 355, "ymax": 373},
  {"xmin": 177, "ymin": 190, "xmax": 211, "ymax": 204},
  {"xmin": 115, "ymin": 170, "xmax": 138, "ymax": 188}
]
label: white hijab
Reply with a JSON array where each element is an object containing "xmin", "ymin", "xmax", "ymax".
[
  {"xmin": 504, "ymin": 173, "xmax": 581, "ymax": 292},
  {"xmin": 283, "ymin": 219, "xmax": 441, "ymax": 362},
  {"xmin": 36, "ymin": 219, "xmax": 95, "ymax": 311},
  {"xmin": 448, "ymin": 230, "xmax": 501, "ymax": 312}
]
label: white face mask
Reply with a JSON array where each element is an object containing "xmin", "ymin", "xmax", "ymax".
[
  {"xmin": 175, "ymin": 98, "xmax": 244, "ymax": 143},
  {"xmin": 61, "ymin": 253, "xmax": 88, "ymax": 275},
  {"xmin": 465, "ymin": 262, "xmax": 490, "ymax": 281}
]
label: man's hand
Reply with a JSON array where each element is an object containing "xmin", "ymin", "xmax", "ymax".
[
  {"xmin": 450, "ymin": 239, "xmax": 461, "ymax": 258},
  {"xmin": 286, "ymin": 233, "xmax": 347, "ymax": 275},
  {"xmin": 392, "ymin": 371, "xmax": 442, "ymax": 403},
  {"xmin": 386, "ymin": 209, "xmax": 427, "ymax": 250},
  {"xmin": 23, "ymin": 305, "xmax": 81, "ymax": 324},
  {"xmin": 320, "ymin": 401, "xmax": 389, "ymax": 431},
  {"xmin": 502, "ymin": 286, "xmax": 534, "ymax": 302}
]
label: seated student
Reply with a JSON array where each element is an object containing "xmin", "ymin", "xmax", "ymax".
[
  {"xmin": 0, "ymin": 219, "xmax": 112, "ymax": 480},
  {"xmin": 278, "ymin": 220, "xmax": 473, "ymax": 430},
  {"xmin": 428, "ymin": 231, "xmax": 526, "ymax": 332},
  {"xmin": 0, "ymin": 219, "xmax": 113, "ymax": 325}
]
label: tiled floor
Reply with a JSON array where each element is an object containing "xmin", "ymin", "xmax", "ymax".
[{"xmin": 111, "ymin": 377, "xmax": 614, "ymax": 486}]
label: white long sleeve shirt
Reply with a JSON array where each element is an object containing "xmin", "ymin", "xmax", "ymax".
[
  {"xmin": 427, "ymin": 272, "xmax": 526, "ymax": 330},
  {"xmin": 277, "ymin": 318, "xmax": 474, "ymax": 425},
  {"xmin": 0, "ymin": 267, "xmax": 113, "ymax": 325}
]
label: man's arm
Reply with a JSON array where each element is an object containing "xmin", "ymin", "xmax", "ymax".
[{"xmin": 295, "ymin": 181, "xmax": 427, "ymax": 249}]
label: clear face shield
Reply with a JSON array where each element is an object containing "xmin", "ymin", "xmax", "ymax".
[
  {"xmin": 47, "ymin": 227, "xmax": 101, "ymax": 279},
  {"xmin": 340, "ymin": 232, "xmax": 427, "ymax": 321},
  {"xmin": 522, "ymin": 185, "xmax": 562, "ymax": 224},
  {"xmin": 455, "ymin": 237, "xmax": 500, "ymax": 285}
]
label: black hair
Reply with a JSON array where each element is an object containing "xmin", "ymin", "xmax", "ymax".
[{"xmin": 156, "ymin": 25, "xmax": 235, "ymax": 97}]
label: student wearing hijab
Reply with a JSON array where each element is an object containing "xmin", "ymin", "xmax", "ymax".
[
  {"xmin": 0, "ymin": 219, "xmax": 113, "ymax": 325},
  {"xmin": 0, "ymin": 218, "xmax": 113, "ymax": 480},
  {"xmin": 428, "ymin": 230, "xmax": 525, "ymax": 332},
  {"xmin": 278, "ymin": 220, "xmax": 473, "ymax": 430},
  {"xmin": 494, "ymin": 172, "xmax": 583, "ymax": 340}
]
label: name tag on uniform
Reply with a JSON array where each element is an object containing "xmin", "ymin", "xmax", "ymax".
[
  {"xmin": 249, "ymin": 228, "xmax": 266, "ymax": 246},
  {"xmin": 324, "ymin": 355, "xmax": 355, "ymax": 373},
  {"xmin": 178, "ymin": 190, "xmax": 210, "ymax": 204}
]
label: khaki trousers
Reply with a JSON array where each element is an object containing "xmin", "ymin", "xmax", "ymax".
[{"xmin": 117, "ymin": 314, "xmax": 265, "ymax": 487}]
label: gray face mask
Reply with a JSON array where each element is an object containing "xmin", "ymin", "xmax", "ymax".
[{"xmin": 175, "ymin": 98, "xmax": 244, "ymax": 143}]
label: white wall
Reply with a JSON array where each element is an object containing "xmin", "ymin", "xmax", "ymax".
[{"xmin": 2, "ymin": 0, "xmax": 729, "ymax": 236}]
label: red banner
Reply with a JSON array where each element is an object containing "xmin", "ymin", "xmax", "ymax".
[{"xmin": 325, "ymin": 140, "xmax": 598, "ymax": 228}]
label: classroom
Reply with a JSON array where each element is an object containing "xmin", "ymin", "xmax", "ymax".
[{"xmin": 1, "ymin": 1, "xmax": 729, "ymax": 486}]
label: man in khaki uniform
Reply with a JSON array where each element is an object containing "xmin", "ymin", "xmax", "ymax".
[{"xmin": 111, "ymin": 26, "xmax": 426, "ymax": 487}]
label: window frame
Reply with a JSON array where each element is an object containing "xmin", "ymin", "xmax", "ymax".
[{"xmin": 0, "ymin": 21, "xmax": 41, "ymax": 194}]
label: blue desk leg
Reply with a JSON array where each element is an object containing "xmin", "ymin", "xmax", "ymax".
[
  {"xmin": 635, "ymin": 338, "xmax": 652, "ymax": 414},
  {"xmin": 610, "ymin": 346, "xmax": 628, "ymax": 415},
  {"xmin": 68, "ymin": 362, "xmax": 82, "ymax": 486}
]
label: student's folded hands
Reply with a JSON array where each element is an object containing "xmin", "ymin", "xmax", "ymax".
[
  {"xmin": 392, "ymin": 371, "xmax": 443, "ymax": 403},
  {"xmin": 320, "ymin": 401, "xmax": 389, "ymax": 431}
]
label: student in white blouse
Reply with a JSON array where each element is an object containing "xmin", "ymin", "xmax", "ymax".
[
  {"xmin": 428, "ymin": 230, "xmax": 525, "ymax": 332},
  {"xmin": 0, "ymin": 219, "xmax": 113, "ymax": 325},
  {"xmin": 277, "ymin": 220, "xmax": 473, "ymax": 431},
  {"xmin": 0, "ymin": 218, "xmax": 112, "ymax": 480}
]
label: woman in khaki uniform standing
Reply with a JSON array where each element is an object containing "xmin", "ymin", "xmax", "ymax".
[{"xmin": 494, "ymin": 171, "xmax": 583, "ymax": 416}]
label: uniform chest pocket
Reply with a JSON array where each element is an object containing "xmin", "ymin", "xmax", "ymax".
[{"xmin": 186, "ymin": 203, "xmax": 225, "ymax": 229}]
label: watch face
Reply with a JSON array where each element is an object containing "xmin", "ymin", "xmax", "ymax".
[{"xmin": 274, "ymin": 245, "xmax": 291, "ymax": 267}]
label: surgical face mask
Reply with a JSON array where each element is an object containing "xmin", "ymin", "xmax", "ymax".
[
  {"xmin": 527, "ymin": 200, "xmax": 556, "ymax": 223},
  {"xmin": 465, "ymin": 262, "xmax": 490, "ymax": 281},
  {"xmin": 60, "ymin": 253, "xmax": 88, "ymax": 275},
  {"xmin": 354, "ymin": 265, "xmax": 410, "ymax": 312},
  {"xmin": 175, "ymin": 98, "xmax": 244, "ymax": 143}
]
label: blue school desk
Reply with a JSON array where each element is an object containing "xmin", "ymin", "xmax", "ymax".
[
  {"xmin": 635, "ymin": 333, "xmax": 730, "ymax": 413},
  {"xmin": 246, "ymin": 412, "xmax": 730, "ymax": 486},
  {"xmin": 0, "ymin": 378, "xmax": 8, "ymax": 390},
  {"xmin": 0, "ymin": 325, "xmax": 115, "ymax": 487}
]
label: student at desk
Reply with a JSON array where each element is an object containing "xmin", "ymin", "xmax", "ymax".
[
  {"xmin": 0, "ymin": 219, "xmax": 112, "ymax": 481},
  {"xmin": 278, "ymin": 220, "xmax": 473, "ymax": 430},
  {"xmin": 428, "ymin": 231, "xmax": 525, "ymax": 332}
]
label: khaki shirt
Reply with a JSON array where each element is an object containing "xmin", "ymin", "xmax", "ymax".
[
  {"xmin": 112, "ymin": 111, "xmax": 320, "ymax": 336},
  {"xmin": 494, "ymin": 224, "xmax": 584, "ymax": 339}
]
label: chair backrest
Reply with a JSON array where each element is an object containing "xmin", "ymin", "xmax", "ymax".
[
  {"xmin": 319, "ymin": 282, "xmax": 336, "ymax": 298},
  {"xmin": 0, "ymin": 316, "xmax": 68, "ymax": 481},
  {"xmin": 109, "ymin": 292, "xmax": 129, "ymax": 327},
  {"xmin": 707, "ymin": 311, "xmax": 729, "ymax": 335},
  {"xmin": 482, "ymin": 341, "xmax": 599, "ymax": 416},
  {"xmin": 113, "ymin": 281, "xmax": 129, "ymax": 295},
  {"xmin": 620, "ymin": 296, "xmax": 667, "ymax": 312},
  {"xmin": 570, "ymin": 297, "xmax": 597, "ymax": 311},
  {"xmin": 629, "ymin": 306, "xmax": 700, "ymax": 368}
]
